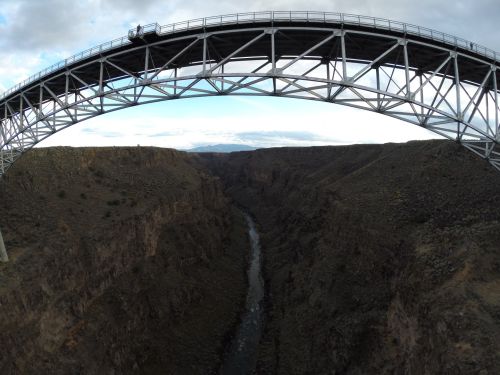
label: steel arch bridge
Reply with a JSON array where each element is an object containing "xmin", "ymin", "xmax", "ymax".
[{"xmin": 1, "ymin": 10, "xmax": 500, "ymax": 178}]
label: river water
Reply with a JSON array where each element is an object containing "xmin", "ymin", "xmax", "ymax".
[{"xmin": 220, "ymin": 214, "xmax": 265, "ymax": 375}]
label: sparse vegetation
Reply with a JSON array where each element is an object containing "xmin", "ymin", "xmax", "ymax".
[
  {"xmin": 2, "ymin": 143, "xmax": 500, "ymax": 374},
  {"xmin": 107, "ymin": 199, "xmax": 120, "ymax": 206}
]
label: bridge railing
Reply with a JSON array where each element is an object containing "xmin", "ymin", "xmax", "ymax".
[
  {"xmin": 154, "ymin": 11, "xmax": 498, "ymax": 61},
  {"xmin": 1, "ymin": 11, "xmax": 498, "ymax": 102}
]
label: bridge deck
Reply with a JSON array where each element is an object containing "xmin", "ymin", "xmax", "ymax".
[{"xmin": 1, "ymin": 14, "xmax": 498, "ymax": 116}]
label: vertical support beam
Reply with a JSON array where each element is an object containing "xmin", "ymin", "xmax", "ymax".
[
  {"xmin": 3, "ymin": 105, "xmax": 8, "ymax": 140},
  {"xmin": 271, "ymin": 29, "xmax": 276, "ymax": 71},
  {"xmin": 0, "ymin": 227, "xmax": 8, "ymax": 262},
  {"xmin": 221, "ymin": 64, "xmax": 224, "ymax": 92},
  {"xmin": 271, "ymin": 29, "xmax": 276, "ymax": 94},
  {"xmin": 52, "ymin": 98, "xmax": 56, "ymax": 129},
  {"xmin": 202, "ymin": 36, "xmax": 207, "ymax": 74},
  {"xmin": 0, "ymin": 118, "xmax": 5, "ymax": 147},
  {"xmin": 453, "ymin": 53, "xmax": 462, "ymax": 139},
  {"xmin": 19, "ymin": 95, "xmax": 24, "ymax": 131},
  {"xmin": 133, "ymin": 80, "xmax": 138, "ymax": 103},
  {"xmin": 326, "ymin": 61, "xmax": 331, "ymax": 99},
  {"xmin": 341, "ymin": 31, "xmax": 347, "ymax": 81},
  {"xmin": 65, "ymin": 73, "xmax": 69, "ymax": 105},
  {"xmin": 493, "ymin": 67, "xmax": 499, "ymax": 140},
  {"xmin": 419, "ymin": 73, "xmax": 424, "ymax": 117},
  {"xmin": 99, "ymin": 60, "xmax": 104, "ymax": 112},
  {"xmin": 174, "ymin": 68, "xmax": 178, "ymax": 96},
  {"xmin": 486, "ymin": 83, "xmax": 490, "ymax": 136},
  {"xmin": 74, "ymin": 92, "xmax": 77, "ymax": 121},
  {"xmin": 39, "ymin": 85, "xmax": 44, "ymax": 117},
  {"xmin": 144, "ymin": 46, "xmax": 150, "ymax": 80},
  {"xmin": 376, "ymin": 66, "xmax": 381, "ymax": 110},
  {"xmin": 403, "ymin": 40, "xmax": 411, "ymax": 99}
]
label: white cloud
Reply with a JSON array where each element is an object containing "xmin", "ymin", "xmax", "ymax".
[
  {"xmin": 37, "ymin": 98, "xmax": 440, "ymax": 149},
  {"xmin": 0, "ymin": 0, "xmax": 498, "ymax": 55},
  {"xmin": 0, "ymin": 54, "xmax": 43, "ymax": 91}
]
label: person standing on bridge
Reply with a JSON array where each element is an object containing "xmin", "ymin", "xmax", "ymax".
[{"xmin": 136, "ymin": 24, "xmax": 142, "ymax": 37}]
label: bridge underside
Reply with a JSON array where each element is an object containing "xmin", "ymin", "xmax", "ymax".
[{"xmin": 1, "ymin": 16, "xmax": 500, "ymax": 175}]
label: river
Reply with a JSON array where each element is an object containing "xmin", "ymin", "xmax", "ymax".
[{"xmin": 219, "ymin": 213, "xmax": 265, "ymax": 375}]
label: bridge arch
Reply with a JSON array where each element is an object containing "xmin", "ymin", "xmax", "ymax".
[{"xmin": 1, "ymin": 11, "xmax": 500, "ymax": 176}]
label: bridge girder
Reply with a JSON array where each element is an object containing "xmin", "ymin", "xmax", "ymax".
[{"xmin": 1, "ymin": 12, "xmax": 500, "ymax": 176}]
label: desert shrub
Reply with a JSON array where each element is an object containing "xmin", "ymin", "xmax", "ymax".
[{"xmin": 107, "ymin": 199, "xmax": 120, "ymax": 206}]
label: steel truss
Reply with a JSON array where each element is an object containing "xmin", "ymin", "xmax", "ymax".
[{"xmin": 1, "ymin": 14, "xmax": 500, "ymax": 176}]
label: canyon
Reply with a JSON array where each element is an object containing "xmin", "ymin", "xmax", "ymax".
[{"xmin": 1, "ymin": 140, "xmax": 500, "ymax": 374}]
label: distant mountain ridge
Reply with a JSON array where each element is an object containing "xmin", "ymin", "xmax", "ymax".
[{"xmin": 185, "ymin": 144, "xmax": 257, "ymax": 153}]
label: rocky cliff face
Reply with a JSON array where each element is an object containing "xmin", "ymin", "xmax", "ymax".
[
  {"xmin": 201, "ymin": 140, "xmax": 500, "ymax": 375},
  {"xmin": 0, "ymin": 147, "xmax": 248, "ymax": 375}
]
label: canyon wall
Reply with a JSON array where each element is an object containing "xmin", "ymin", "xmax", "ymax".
[
  {"xmin": 1, "ymin": 140, "xmax": 499, "ymax": 375},
  {"xmin": 202, "ymin": 140, "xmax": 500, "ymax": 374},
  {"xmin": 0, "ymin": 147, "xmax": 248, "ymax": 375}
]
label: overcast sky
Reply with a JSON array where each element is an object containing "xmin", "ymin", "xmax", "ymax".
[{"xmin": 0, "ymin": 0, "xmax": 498, "ymax": 149}]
